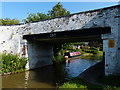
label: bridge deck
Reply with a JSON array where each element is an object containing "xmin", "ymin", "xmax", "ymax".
[{"xmin": 23, "ymin": 27, "xmax": 111, "ymax": 43}]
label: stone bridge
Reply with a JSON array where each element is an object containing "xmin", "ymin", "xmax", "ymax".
[{"xmin": 0, "ymin": 5, "xmax": 120, "ymax": 76}]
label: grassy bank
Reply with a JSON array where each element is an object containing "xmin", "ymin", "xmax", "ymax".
[
  {"xmin": 53, "ymin": 42, "xmax": 103, "ymax": 64},
  {"xmin": 59, "ymin": 78, "xmax": 89, "ymax": 89},
  {"xmin": 1, "ymin": 53, "xmax": 28, "ymax": 75},
  {"xmin": 59, "ymin": 77, "xmax": 102, "ymax": 89},
  {"xmin": 53, "ymin": 51, "xmax": 103, "ymax": 64},
  {"xmin": 59, "ymin": 77, "xmax": 120, "ymax": 90},
  {"xmin": 80, "ymin": 51, "xmax": 103, "ymax": 60}
]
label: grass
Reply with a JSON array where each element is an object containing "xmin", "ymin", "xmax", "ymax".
[
  {"xmin": 80, "ymin": 51, "xmax": 103, "ymax": 60},
  {"xmin": 59, "ymin": 75, "xmax": 120, "ymax": 90},
  {"xmin": 59, "ymin": 77, "xmax": 120, "ymax": 90},
  {"xmin": 59, "ymin": 77, "xmax": 102, "ymax": 89},
  {"xmin": 59, "ymin": 78, "xmax": 88, "ymax": 89}
]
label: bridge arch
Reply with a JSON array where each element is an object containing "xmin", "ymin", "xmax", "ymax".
[{"xmin": 23, "ymin": 27, "xmax": 112, "ymax": 75}]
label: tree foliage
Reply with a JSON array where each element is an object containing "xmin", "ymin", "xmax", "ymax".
[
  {"xmin": 22, "ymin": 13, "xmax": 50, "ymax": 23},
  {"xmin": 0, "ymin": 2, "xmax": 70, "ymax": 25},
  {"xmin": 23, "ymin": 2, "xmax": 70, "ymax": 23},
  {"xmin": 48, "ymin": 2, "xmax": 70, "ymax": 18},
  {"xmin": 0, "ymin": 18, "xmax": 20, "ymax": 25},
  {"xmin": 88, "ymin": 41, "xmax": 102, "ymax": 50}
]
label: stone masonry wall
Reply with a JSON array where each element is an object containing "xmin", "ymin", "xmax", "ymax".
[{"xmin": 27, "ymin": 41, "xmax": 53, "ymax": 69}]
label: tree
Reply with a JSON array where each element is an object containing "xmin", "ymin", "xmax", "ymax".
[
  {"xmin": 48, "ymin": 2, "xmax": 70, "ymax": 18},
  {"xmin": 22, "ymin": 13, "xmax": 50, "ymax": 23},
  {"xmin": 88, "ymin": 41, "xmax": 102, "ymax": 48},
  {"xmin": 0, "ymin": 18, "xmax": 20, "ymax": 25},
  {"xmin": 23, "ymin": 2, "xmax": 70, "ymax": 23}
]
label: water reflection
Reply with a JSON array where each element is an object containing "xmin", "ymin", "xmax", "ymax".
[
  {"xmin": 65, "ymin": 58, "xmax": 100, "ymax": 80},
  {"xmin": 24, "ymin": 71, "xmax": 29, "ymax": 88},
  {"xmin": 2, "ymin": 58, "xmax": 100, "ymax": 88}
]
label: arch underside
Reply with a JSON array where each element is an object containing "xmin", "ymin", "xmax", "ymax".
[{"xmin": 23, "ymin": 27, "xmax": 111, "ymax": 43}]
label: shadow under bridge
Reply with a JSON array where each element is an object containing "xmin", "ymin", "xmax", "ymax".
[{"xmin": 23, "ymin": 27, "xmax": 111, "ymax": 43}]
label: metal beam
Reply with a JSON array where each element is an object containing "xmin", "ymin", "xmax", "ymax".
[{"xmin": 23, "ymin": 27, "xmax": 111, "ymax": 43}]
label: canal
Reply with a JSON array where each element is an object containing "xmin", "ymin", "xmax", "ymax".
[{"xmin": 2, "ymin": 58, "xmax": 101, "ymax": 88}]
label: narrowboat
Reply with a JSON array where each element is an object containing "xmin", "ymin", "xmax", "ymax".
[{"xmin": 64, "ymin": 51, "xmax": 81, "ymax": 58}]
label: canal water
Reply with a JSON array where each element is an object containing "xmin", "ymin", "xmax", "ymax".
[{"xmin": 2, "ymin": 58, "xmax": 100, "ymax": 88}]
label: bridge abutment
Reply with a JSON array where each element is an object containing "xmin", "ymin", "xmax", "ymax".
[
  {"xmin": 102, "ymin": 28, "xmax": 120, "ymax": 76},
  {"xmin": 26, "ymin": 40, "xmax": 53, "ymax": 69}
]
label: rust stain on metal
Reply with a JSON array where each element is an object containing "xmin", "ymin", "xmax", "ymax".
[{"xmin": 108, "ymin": 40, "xmax": 115, "ymax": 48}]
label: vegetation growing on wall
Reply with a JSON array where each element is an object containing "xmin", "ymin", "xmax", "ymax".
[{"xmin": 1, "ymin": 53, "xmax": 28, "ymax": 75}]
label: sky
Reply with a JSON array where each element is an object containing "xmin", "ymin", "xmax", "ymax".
[{"xmin": 1, "ymin": 2, "xmax": 118, "ymax": 22}]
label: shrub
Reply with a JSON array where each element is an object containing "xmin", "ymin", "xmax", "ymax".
[
  {"xmin": 53, "ymin": 55, "xmax": 65, "ymax": 64},
  {"xmin": 1, "ymin": 53, "xmax": 28, "ymax": 74},
  {"xmin": 85, "ymin": 47, "xmax": 98, "ymax": 54}
]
